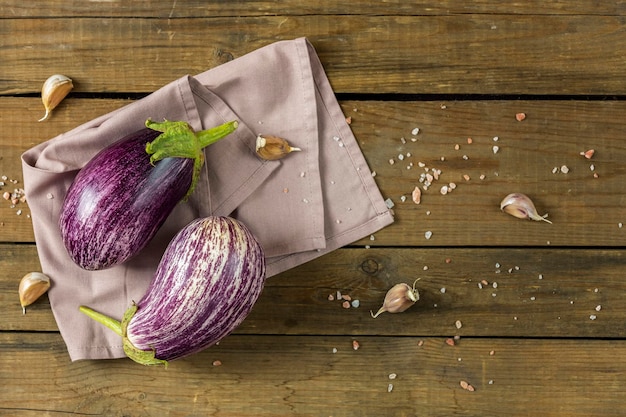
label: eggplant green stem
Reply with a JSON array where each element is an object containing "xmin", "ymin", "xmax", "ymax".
[
  {"xmin": 144, "ymin": 119, "xmax": 238, "ymax": 199},
  {"xmin": 79, "ymin": 305, "xmax": 168, "ymax": 367}
]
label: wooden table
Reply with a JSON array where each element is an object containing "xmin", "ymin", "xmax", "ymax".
[{"xmin": 2, "ymin": 2, "xmax": 626, "ymax": 416}]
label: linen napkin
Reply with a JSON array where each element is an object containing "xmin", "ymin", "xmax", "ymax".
[{"xmin": 21, "ymin": 38, "xmax": 394, "ymax": 361}]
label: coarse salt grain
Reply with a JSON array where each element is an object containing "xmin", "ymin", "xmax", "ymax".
[
  {"xmin": 590, "ymin": 314, "xmax": 597, "ymax": 320},
  {"xmin": 581, "ymin": 149, "xmax": 595, "ymax": 159},
  {"xmin": 440, "ymin": 287, "xmax": 446, "ymax": 294},
  {"xmin": 455, "ymin": 320, "xmax": 462, "ymax": 329},
  {"xmin": 595, "ymin": 305, "xmax": 602, "ymax": 312},
  {"xmin": 412, "ymin": 187, "xmax": 421, "ymax": 204},
  {"xmin": 412, "ymin": 127, "xmax": 420, "ymax": 136},
  {"xmin": 560, "ymin": 165, "xmax": 570, "ymax": 174},
  {"xmin": 424, "ymin": 231, "xmax": 433, "ymax": 240},
  {"xmin": 492, "ymin": 145, "xmax": 499, "ymax": 154},
  {"xmin": 351, "ymin": 299, "xmax": 360, "ymax": 308},
  {"xmin": 388, "ymin": 373, "xmax": 397, "ymax": 380}
]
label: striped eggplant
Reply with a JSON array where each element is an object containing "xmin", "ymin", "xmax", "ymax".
[
  {"xmin": 79, "ymin": 216, "xmax": 266, "ymax": 366},
  {"xmin": 59, "ymin": 119, "xmax": 238, "ymax": 270}
]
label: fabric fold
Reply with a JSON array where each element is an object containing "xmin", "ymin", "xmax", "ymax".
[{"xmin": 21, "ymin": 37, "xmax": 394, "ymax": 361}]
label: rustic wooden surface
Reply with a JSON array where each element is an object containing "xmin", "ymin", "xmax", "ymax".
[{"xmin": 2, "ymin": 2, "xmax": 626, "ymax": 416}]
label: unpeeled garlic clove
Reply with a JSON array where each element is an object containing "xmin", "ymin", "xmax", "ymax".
[
  {"xmin": 371, "ymin": 279, "xmax": 420, "ymax": 318},
  {"xmin": 38, "ymin": 74, "xmax": 73, "ymax": 122},
  {"xmin": 255, "ymin": 134, "xmax": 302, "ymax": 160},
  {"xmin": 500, "ymin": 193, "xmax": 552, "ymax": 224},
  {"xmin": 18, "ymin": 272, "xmax": 51, "ymax": 314}
]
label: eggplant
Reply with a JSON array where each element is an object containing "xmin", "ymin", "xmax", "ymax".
[
  {"xmin": 80, "ymin": 216, "xmax": 266, "ymax": 366},
  {"xmin": 59, "ymin": 119, "xmax": 238, "ymax": 270}
]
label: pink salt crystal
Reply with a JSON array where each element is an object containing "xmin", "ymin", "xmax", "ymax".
[
  {"xmin": 412, "ymin": 186, "xmax": 421, "ymax": 204},
  {"xmin": 581, "ymin": 149, "xmax": 595, "ymax": 159}
]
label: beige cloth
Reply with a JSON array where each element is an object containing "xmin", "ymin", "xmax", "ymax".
[{"xmin": 21, "ymin": 38, "xmax": 394, "ymax": 361}]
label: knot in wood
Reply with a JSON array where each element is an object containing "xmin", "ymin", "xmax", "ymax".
[{"xmin": 360, "ymin": 258, "xmax": 379, "ymax": 275}]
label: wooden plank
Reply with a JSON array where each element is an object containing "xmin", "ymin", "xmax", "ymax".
[
  {"xmin": 2, "ymin": 245, "xmax": 624, "ymax": 338},
  {"xmin": 3, "ymin": 0, "xmax": 626, "ymax": 18},
  {"xmin": 2, "ymin": 98, "xmax": 625, "ymax": 247},
  {"xmin": 3, "ymin": 15, "xmax": 626, "ymax": 95},
  {"xmin": 1, "ymin": 332, "xmax": 625, "ymax": 416}
]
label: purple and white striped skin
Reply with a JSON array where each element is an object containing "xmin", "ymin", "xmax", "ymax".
[
  {"xmin": 125, "ymin": 216, "xmax": 266, "ymax": 361},
  {"xmin": 59, "ymin": 128, "xmax": 194, "ymax": 270}
]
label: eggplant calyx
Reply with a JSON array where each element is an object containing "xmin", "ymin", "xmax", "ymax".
[
  {"xmin": 144, "ymin": 119, "xmax": 239, "ymax": 198},
  {"xmin": 121, "ymin": 303, "xmax": 168, "ymax": 367},
  {"xmin": 78, "ymin": 304, "xmax": 168, "ymax": 367}
]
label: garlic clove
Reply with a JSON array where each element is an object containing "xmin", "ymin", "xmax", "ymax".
[
  {"xmin": 500, "ymin": 193, "xmax": 552, "ymax": 224},
  {"xmin": 38, "ymin": 74, "xmax": 73, "ymax": 122},
  {"xmin": 371, "ymin": 279, "xmax": 420, "ymax": 318},
  {"xmin": 255, "ymin": 134, "xmax": 302, "ymax": 160},
  {"xmin": 18, "ymin": 272, "xmax": 51, "ymax": 314}
]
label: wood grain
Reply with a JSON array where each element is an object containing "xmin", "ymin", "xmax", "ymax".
[
  {"xmin": 1, "ymin": 332, "xmax": 625, "ymax": 417},
  {"xmin": 3, "ymin": 15, "xmax": 626, "ymax": 95},
  {"xmin": 3, "ymin": 1, "xmax": 626, "ymax": 18},
  {"xmin": 3, "ymin": 98, "xmax": 625, "ymax": 247},
  {"xmin": 2, "ymin": 244, "xmax": 624, "ymax": 338}
]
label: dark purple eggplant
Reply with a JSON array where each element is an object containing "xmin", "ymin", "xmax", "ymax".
[
  {"xmin": 79, "ymin": 216, "xmax": 266, "ymax": 366},
  {"xmin": 59, "ymin": 120, "xmax": 237, "ymax": 270}
]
